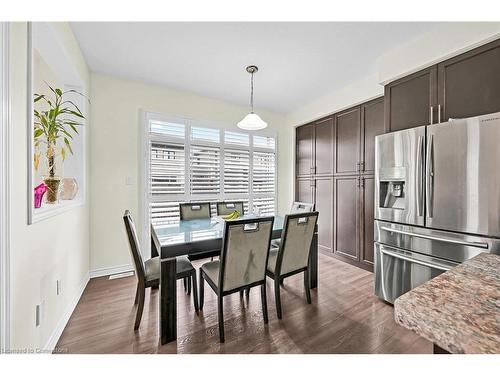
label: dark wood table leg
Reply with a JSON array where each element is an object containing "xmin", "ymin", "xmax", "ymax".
[
  {"xmin": 160, "ymin": 257, "xmax": 177, "ymax": 344},
  {"xmin": 433, "ymin": 344, "xmax": 450, "ymax": 354},
  {"xmin": 308, "ymin": 230, "xmax": 318, "ymax": 289}
]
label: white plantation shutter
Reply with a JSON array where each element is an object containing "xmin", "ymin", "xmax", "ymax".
[
  {"xmin": 147, "ymin": 115, "xmax": 276, "ymax": 225},
  {"xmin": 252, "ymin": 151, "xmax": 275, "ymax": 194},
  {"xmin": 150, "ymin": 201, "xmax": 180, "ymax": 227},
  {"xmin": 224, "ymin": 149, "xmax": 250, "ymax": 195},
  {"xmin": 190, "ymin": 145, "xmax": 220, "ymax": 195},
  {"xmin": 150, "ymin": 142, "xmax": 185, "ymax": 195},
  {"xmin": 253, "ymin": 197, "xmax": 275, "ymax": 216}
]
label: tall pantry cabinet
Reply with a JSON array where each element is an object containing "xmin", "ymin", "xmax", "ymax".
[{"xmin": 295, "ymin": 97, "xmax": 384, "ymax": 271}]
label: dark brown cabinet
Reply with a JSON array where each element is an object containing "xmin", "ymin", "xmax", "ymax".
[
  {"xmin": 315, "ymin": 177, "xmax": 334, "ymax": 253},
  {"xmin": 314, "ymin": 117, "xmax": 334, "ymax": 175},
  {"xmin": 296, "ymin": 178, "xmax": 315, "ymax": 204},
  {"xmin": 333, "ymin": 176, "xmax": 359, "ymax": 260},
  {"xmin": 361, "ymin": 98, "xmax": 385, "ymax": 173},
  {"xmin": 384, "ymin": 66, "xmax": 437, "ymax": 132},
  {"xmin": 334, "ymin": 107, "xmax": 361, "ymax": 175},
  {"xmin": 360, "ymin": 176, "xmax": 374, "ymax": 267},
  {"xmin": 385, "ymin": 38, "xmax": 500, "ymax": 131},
  {"xmin": 295, "ymin": 98, "xmax": 382, "ymax": 272},
  {"xmin": 296, "ymin": 123, "xmax": 314, "ymax": 177},
  {"xmin": 438, "ymin": 38, "xmax": 500, "ymax": 121}
]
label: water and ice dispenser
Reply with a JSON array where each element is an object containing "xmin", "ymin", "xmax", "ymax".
[{"xmin": 378, "ymin": 167, "xmax": 406, "ymax": 210}]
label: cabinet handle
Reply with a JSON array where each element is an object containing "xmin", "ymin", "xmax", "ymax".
[
  {"xmin": 356, "ymin": 162, "xmax": 360, "ymax": 172},
  {"xmin": 360, "ymin": 161, "xmax": 365, "ymax": 172},
  {"xmin": 430, "ymin": 105, "xmax": 434, "ymax": 124},
  {"xmin": 438, "ymin": 104, "xmax": 441, "ymax": 123}
]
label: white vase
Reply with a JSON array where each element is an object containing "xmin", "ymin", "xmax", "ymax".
[{"xmin": 60, "ymin": 177, "xmax": 78, "ymax": 200}]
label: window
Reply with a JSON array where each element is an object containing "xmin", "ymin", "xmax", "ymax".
[{"xmin": 146, "ymin": 115, "xmax": 277, "ymax": 227}]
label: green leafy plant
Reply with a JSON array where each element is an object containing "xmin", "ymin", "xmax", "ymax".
[{"xmin": 33, "ymin": 83, "xmax": 87, "ymax": 178}]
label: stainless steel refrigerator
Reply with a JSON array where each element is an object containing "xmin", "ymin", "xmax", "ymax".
[{"xmin": 374, "ymin": 111, "xmax": 500, "ymax": 303}]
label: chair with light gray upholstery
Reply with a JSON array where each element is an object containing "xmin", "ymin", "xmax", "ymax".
[
  {"xmin": 266, "ymin": 211, "xmax": 319, "ymax": 319},
  {"xmin": 123, "ymin": 210, "xmax": 198, "ymax": 330},
  {"xmin": 271, "ymin": 201, "xmax": 315, "ymax": 249},
  {"xmin": 179, "ymin": 202, "xmax": 211, "ymax": 220},
  {"xmin": 216, "ymin": 201, "xmax": 245, "ymax": 216},
  {"xmin": 199, "ymin": 216, "xmax": 274, "ymax": 343}
]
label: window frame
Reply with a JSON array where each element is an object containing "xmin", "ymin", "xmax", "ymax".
[{"xmin": 140, "ymin": 111, "xmax": 278, "ymax": 258}]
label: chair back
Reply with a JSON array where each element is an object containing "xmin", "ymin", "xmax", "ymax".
[
  {"xmin": 219, "ymin": 217, "xmax": 274, "ymax": 292},
  {"xmin": 276, "ymin": 212, "xmax": 318, "ymax": 275},
  {"xmin": 151, "ymin": 224, "xmax": 161, "ymax": 258},
  {"xmin": 179, "ymin": 202, "xmax": 211, "ymax": 220},
  {"xmin": 216, "ymin": 201, "xmax": 244, "ymax": 216},
  {"xmin": 123, "ymin": 210, "xmax": 146, "ymax": 283},
  {"xmin": 290, "ymin": 201, "xmax": 315, "ymax": 214}
]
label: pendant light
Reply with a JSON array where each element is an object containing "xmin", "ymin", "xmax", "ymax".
[{"xmin": 237, "ymin": 65, "xmax": 268, "ymax": 130}]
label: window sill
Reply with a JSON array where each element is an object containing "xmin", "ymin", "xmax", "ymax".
[{"xmin": 31, "ymin": 199, "xmax": 84, "ymax": 224}]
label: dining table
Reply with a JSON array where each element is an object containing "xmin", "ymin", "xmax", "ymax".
[{"xmin": 153, "ymin": 215, "xmax": 318, "ymax": 345}]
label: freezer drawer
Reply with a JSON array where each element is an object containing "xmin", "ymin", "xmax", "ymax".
[
  {"xmin": 374, "ymin": 243, "xmax": 458, "ymax": 303},
  {"xmin": 374, "ymin": 221, "xmax": 499, "ymax": 263},
  {"xmin": 426, "ymin": 112, "xmax": 500, "ymax": 237},
  {"xmin": 375, "ymin": 126, "xmax": 425, "ymax": 226}
]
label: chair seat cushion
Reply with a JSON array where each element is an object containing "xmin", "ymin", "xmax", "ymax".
[
  {"xmin": 176, "ymin": 255, "xmax": 195, "ymax": 275},
  {"xmin": 267, "ymin": 248, "xmax": 279, "ymax": 273},
  {"xmin": 271, "ymin": 238, "xmax": 281, "ymax": 248},
  {"xmin": 144, "ymin": 256, "xmax": 195, "ymax": 283},
  {"xmin": 201, "ymin": 260, "xmax": 220, "ymax": 287}
]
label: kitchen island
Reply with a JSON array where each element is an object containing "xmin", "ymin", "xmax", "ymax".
[{"xmin": 394, "ymin": 252, "xmax": 500, "ymax": 354}]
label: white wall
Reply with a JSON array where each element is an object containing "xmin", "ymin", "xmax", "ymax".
[
  {"xmin": 89, "ymin": 73, "xmax": 290, "ymax": 272},
  {"xmin": 9, "ymin": 22, "xmax": 90, "ymax": 350}
]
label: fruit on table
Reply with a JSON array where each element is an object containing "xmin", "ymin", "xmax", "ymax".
[{"xmin": 222, "ymin": 210, "xmax": 241, "ymax": 220}]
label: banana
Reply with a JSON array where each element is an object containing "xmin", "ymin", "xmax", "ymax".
[{"xmin": 222, "ymin": 210, "xmax": 241, "ymax": 220}]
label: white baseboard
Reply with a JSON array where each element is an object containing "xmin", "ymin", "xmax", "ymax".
[
  {"xmin": 90, "ymin": 264, "xmax": 134, "ymax": 279},
  {"xmin": 43, "ymin": 272, "xmax": 90, "ymax": 352}
]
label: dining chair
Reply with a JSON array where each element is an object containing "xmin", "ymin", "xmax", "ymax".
[
  {"xmin": 199, "ymin": 216, "xmax": 274, "ymax": 343},
  {"xmin": 123, "ymin": 210, "xmax": 199, "ymax": 330},
  {"xmin": 179, "ymin": 202, "xmax": 212, "ymax": 220},
  {"xmin": 266, "ymin": 211, "xmax": 319, "ymax": 319},
  {"xmin": 216, "ymin": 201, "xmax": 245, "ymax": 216},
  {"xmin": 271, "ymin": 201, "xmax": 315, "ymax": 249}
]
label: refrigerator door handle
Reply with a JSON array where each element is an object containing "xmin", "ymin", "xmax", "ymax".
[
  {"xmin": 416, "ymin": 135, "xmax": 424, "ymax": 216},
  {"xmin": 380, "ymin": 226, "xmax": 489, "ymax": 249},
  {"xmin": 426, "ymin": 134, "xmax": 434, "ymax": 218},
  {"xmin": 380, "ymin": 246, "xmax": 454, "ymax": 272}
]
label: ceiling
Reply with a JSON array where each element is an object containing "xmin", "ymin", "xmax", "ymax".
[{"xmin": 70, "ymin": 22, "xmax": 439, "ymax": 114}]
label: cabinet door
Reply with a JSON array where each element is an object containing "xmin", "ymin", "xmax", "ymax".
[
  {"xmin": 360, "ymin": 176, "xmax": 374, "ymax": 268},
  {"xmin": 314, "ymin": 177, "xmax": 333, "ymax": 253},
  {"xmin": 333, "ymin": 176, "xmax": 359, "ymax": 260},
  {"xmin": 385, "ymin": 66, "xmax": 438, "ymax": 131},
  {"xmin": 335, "ymin": 107, "xmax": 361, "ymax": 174},
  {"xmin": 438, "ymin": 38, "xmax": 500, "ymax": 121},
  {"xmin": 314, "ymin": 117, "xmax": 334, "ymax": 175},
  {"xmin": 296, "ymin": 179, "xmax": 315, "ymax": 204},
  {"xmin": 296, "ymin": 124, "xmax": 314, "ymax": 177},
  {"xmin": 361, "ymin": 98, "xmax": 385, "ymax": 174}
]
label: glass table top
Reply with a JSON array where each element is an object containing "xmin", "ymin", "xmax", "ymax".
[{"xmin": 155, "ymin": 215, "xmax": 284, "ymax": 247}]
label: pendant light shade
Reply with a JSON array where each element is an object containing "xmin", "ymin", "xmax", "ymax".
[
  {"xmin": 237, "ymin": 112, "xmax": 268, "ymax": 130},
  {"xmin": 237, "ymin": 65, "xmax": 268, "ymax": 131}
]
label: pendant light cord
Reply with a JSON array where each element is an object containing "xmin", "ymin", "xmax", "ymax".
[{"xmin": 250, "ymin": 71, "xmax": 254, "ymax": 113}]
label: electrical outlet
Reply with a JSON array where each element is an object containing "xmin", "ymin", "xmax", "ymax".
[
  {"xmin": 56, "ymin": 280, "xmax": 61, "ymax": 296},
  {"xmin": 125, "ymin": 176, "xmax": 133, "ymax": 186}
]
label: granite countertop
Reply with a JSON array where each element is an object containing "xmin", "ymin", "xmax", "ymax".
[{"xmin": 394, "ymin": 252, "xmax": 500, "ymax": 354}]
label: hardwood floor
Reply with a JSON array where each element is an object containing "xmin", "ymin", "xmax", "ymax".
[{"xmin": 56, "ymin": 254, "xmax": 432, "ymax": 354}]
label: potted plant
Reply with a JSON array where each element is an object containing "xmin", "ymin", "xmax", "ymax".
[{"xmin": 34, "ymin": 84, "xmax": 87, "ymax": 204}]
